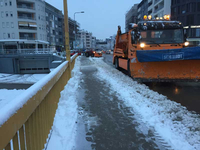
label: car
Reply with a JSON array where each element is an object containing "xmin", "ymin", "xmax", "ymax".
[
  {"xmin": 93, "ymin": 51, "xmax": 102, "ymax": 57},
  {"xmin": 106, "ymin": 50, "xmax": 110, "ymax": 54}
]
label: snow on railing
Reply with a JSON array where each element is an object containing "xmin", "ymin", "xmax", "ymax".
[{"xmin": 0, "ymin": 54, "xmax": 78, "ymax": 150}]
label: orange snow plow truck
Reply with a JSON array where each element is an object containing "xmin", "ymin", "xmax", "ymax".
[{"xmin": 113, "ymin": 15, "xmax": 200, "ymax": 82}]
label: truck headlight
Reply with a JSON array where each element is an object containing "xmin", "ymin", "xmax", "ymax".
[
  {"xmin": 184, "ymin": 42, "xmax": 189, "ymax": 47},
  {"xmin": 140, "ymin": 43, "xmax": 145, "ymax": 48}
]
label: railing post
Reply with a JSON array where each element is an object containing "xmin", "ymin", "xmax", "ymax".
[{"xmin": 63, "ymin": 0, "xmax": 71, "ymax": 78}]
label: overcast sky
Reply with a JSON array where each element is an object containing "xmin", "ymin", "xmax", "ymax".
[{"xmin": 46, "ymin": 0, "xmax": 141, "ymax": 39}]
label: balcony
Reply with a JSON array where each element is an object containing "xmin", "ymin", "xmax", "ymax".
[
  {"xmin": 18, "ymin": 16, "xmax": 36, "ymax": 20},
  {"xmin": 17, "ymin": 4, "xmax": 35, "ymax": 10},
  {"xmin": 19, "ymin": 33, "xmax": 36, "ymax": 40},
  {"xmin": 18, "ymin": 12, "xmax": 36, "ymax": 21}
]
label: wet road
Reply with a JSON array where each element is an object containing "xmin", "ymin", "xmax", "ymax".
[
  {"xmin": 75, "ymin": 57, "xmax": 171, "ymax": 150},
  {"xmin": 103, "ymin": 54, "xmax": 200, "ymax": 114}
]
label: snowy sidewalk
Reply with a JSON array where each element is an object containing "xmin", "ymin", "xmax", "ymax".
[{"xmin": 47, "ymin": 56, "xmax": 200, "ymax": 150}]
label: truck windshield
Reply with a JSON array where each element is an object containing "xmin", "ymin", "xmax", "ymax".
[{"xmin": 140, "ymin": 29, "xmax": 184, "ymax": 44}]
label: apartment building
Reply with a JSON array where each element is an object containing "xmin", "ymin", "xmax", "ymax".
[
  {"xmin": 171, "ymin": 0, "xmax": 200, "ymax": 46},
  {"xmin": 150, "ymin": 0, "xmax": 171, "ymax": 18},
  {"xmin": 76, "ymin": 30, "xmax": 95, "ymax": 49},
  {"xmin": 91, "ymin": 36, "xmax": 96, "ymax": 49},
  {"xmin": 137, "ymin": 0, "xmax": 148, "ymax": 21},
  {"xmin": 96, "ymin": 36, "xmax": 115, "ymax": 51},
  {"xmin": 0, "ymin": 0, "xmax": 48, "ymax": 50},
  {"xmin": 45, "ymin": 2, "xmax": 64, "ymax": 51},
  {"xmin": 68, "ymin": 17, "xmax": 80, "ymax": 49},
  {"xmin": 137, "ymin": 0, "xmax": 171, "ymax": 21},
  {"xmin": 125, "ymin": 4, "xmax": 138, "ymax": 32}
]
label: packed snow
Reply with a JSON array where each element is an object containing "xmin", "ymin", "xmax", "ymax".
[
  {"xmin": 89, "ymin": 57, "xmax": 200, "ymax": 150},
  {"xmin": 46, "ymin": 56, "xmax": 81, "ymax": 150},
  {"xmin": 0, "ymin": 89, "xmax": 25, "ymax": 109}
]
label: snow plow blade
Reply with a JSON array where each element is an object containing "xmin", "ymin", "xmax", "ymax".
[
  {"xmin": 136, "ymin": 47, "xmax": 200, "ymax": 62},
  {"xmin": 130, "ymin": 47, "xmax": 200, "ymax": 82}
]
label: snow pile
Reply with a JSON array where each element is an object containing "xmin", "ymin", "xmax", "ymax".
[
  {"xmin": 90, "ymin": 57, "xmax": 200, "ymax": 150},
  {"xmin": 47, "ymin": 56, "xmax": 81, "ymax": 150},
  {"xmin": 0, "ymin": 89, "xmax": 25, "ymax": 108}
]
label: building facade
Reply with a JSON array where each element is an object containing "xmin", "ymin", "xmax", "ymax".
[
  {"xmin": 149, "ymin": 0, "xmax": 171, "ymax": 18},
  {"xmin": 91, "ymin": 36, "xmax": 96, "ymax": 49},
  {"xmin": 68, "ymin": 17, "xmax": 80, "ymax": 50},
  {"xmin": 137, "ymin": 0, "xmax": 148, "ymax": 21},
  {"xmin": 45, "ymin": 2, "xmax": 64, "ymax": 51},
  {"xmin": 96, "ymin": 36, "xmax": 116, "ymax": 51},
  {"xmin": 76, "ymin": 30, "xmax": 95, "ymax": 50},
  {"xmin": 171, "ymin": 0, "xmax": 200, "ymax": 46},
  {"xmin": 125, "ymin": 4, "xmax": 138, "ymax": 32},
  {"xmin": 137, "ymin": 0, "xmax": 171, "ymax": 21},
  {"xmin": 0, "ymin": 0, "xmax": 48, "ymax": 50}
]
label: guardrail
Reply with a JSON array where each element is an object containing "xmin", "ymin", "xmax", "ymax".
[
  {"xmin": 0, "ymin": 49, "xmax": 53, "ymax": 55},
  {"xmin": 0, "ymin": 54, "xmax": 78, "ymax": 150}
]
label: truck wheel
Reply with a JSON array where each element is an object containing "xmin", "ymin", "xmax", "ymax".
[
  {"xmin": 85, "ymin": 53, "xmax": 89, "ymax": 57},
  {"xmin": 91, "ymin": 53, "xmax": 94, "ymax": 57},
  {"xmin": 115, "ymin": 57, "xmax": 119, "ymax": 69}
]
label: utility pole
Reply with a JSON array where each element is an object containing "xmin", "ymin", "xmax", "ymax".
[{"xmin": 63, "ymin": 0, "xmax": 71, "ymax": 73}]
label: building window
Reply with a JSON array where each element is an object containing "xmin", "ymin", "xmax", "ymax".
[
  {"xmin": 12, "ymin": 33, "xmax": 15, "ymax": 38},
  {"xmin": 1, "ymin": 11, "xmax": 3, "ymax": 17},
  {"xmin": 5, "ymin": 0, "xmax": 7, "ymax": 6},
  {"xmin": 6, "ymin": 22, "xmax": 9, "ymax": 27},
  {"xmin": 46, "ymin": 13, "xmax": 48, "ymax": 17},
  {"xmin": 6, "ymin": 11, "xmax": 8, "ymax": 17},
  {"xmin": 2, "ymin": 22, "xmax": 5, "ymax": 28},
  {"xmin": 3, "ymin": 33, "xmax": 6, "ymax": 38},
  {"xmin": 10, "ymin": 11, "xmax": 13, "ymax": 17},
  {"xmin": 198, "ymin": 3, "xmax": 200, "ymax": 12},
  {"xmin": 196, "ymin": 29, "xmax": 200, "ymax": 37},
  {"xmin": 8, "ymin": 33, "xmax": 10, "ymax": 38},
  {"xmin": 11, "ymin": 22, "xmax": 14, "ymax": 28},
  {"xmin": 9, "ymin": 0, "xmax": 11, "ymax": 6}
]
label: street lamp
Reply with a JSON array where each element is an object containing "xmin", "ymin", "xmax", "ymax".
[{"xmin": 74, "ymin": 11, "xmax": 84, "ymax": 50}]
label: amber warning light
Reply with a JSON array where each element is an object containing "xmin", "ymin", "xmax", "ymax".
[
  {"xmin": 143, "ymin": 15, "xmax": 147, "ymax": 20},
  {"xmin": 143, "ymin": 15, "xmax": 170, "ymax": 20}
]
